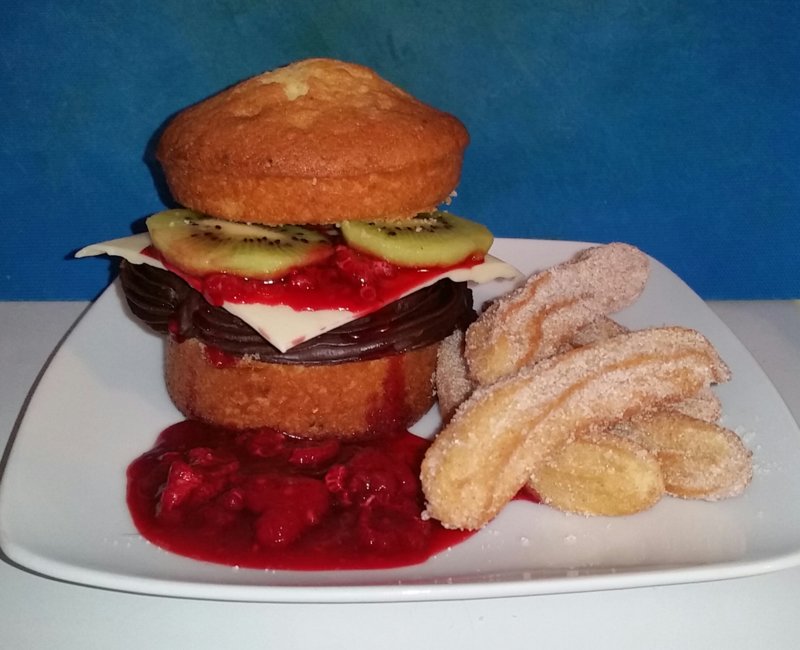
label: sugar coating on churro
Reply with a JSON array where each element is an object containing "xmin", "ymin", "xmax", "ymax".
[
  {"xmin": 465, "ymin": 243, "xmax": 650, "ymax": 385},
  {"xmin": 567, "ymin": 316, "xmax": 629, "ymax": 348},
  {"xmin": 529, "ymin": 431, "xmax": 665, "ymax": 517},
  {"xmin": 422, "ymin": 326, "xmax": 731, "ymax": 530},
  {"xmin": 438, "ymin": 316, "xmax": 641, "ymax": 426},
  {"xmin": 618, "ymin": 412, "xmax": 753, "ymax": 501},
  {"xmin": 435, "ymin": 329, "xmax": 474, "ymax": 423},
  {"xmin": 668, "ymin": 386, "xmax": 723, "ymax": 423}
]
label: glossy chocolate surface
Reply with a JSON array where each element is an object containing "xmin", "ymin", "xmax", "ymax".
[{"xmin": 119, "ymin": 261, "xmax": 474, "ymax": 364}]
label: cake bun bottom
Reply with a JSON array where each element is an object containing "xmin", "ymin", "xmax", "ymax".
[{"xmin": 165, "ymin": 338, "xmax": 439, "ymax": 439}]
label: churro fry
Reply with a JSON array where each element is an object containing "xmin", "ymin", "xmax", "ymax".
[
  {"xmin": 528, "ymin": 391, "xmax": 724, "ymax": 518},
  {"xmin": 668, "ymin": 387, "xmax": 722, "ymax": 423},
  {"xmin": 422, "ymin": 327, "xmax": 730, "ymax": 530},
  {"xmin": 568, "ymin": 318, "xmax": 723, "ymax": 424},
  {"xmin": 529, "ymin": 432, "xmax": 664, "ymax": 516},
  {"xmin": 464, "ymin": 243, "xmax": 649, "ymax": 385},
  {"xmin": 618, "ymin": 412, "xmax": 752, "ymax": 500},
  {"xmin": 436, "ymin": 317, "xmax": 634, "ymax": 424},
  {"xmin": 430, "ymin": 243, "xmax": 746, "ymax": 525},
  {"xmin": 435, "ymin": 329, "xmax": 474, "ymax": 423},
  {"xmin": 567, "ymin": 315, "xmax": 629, "ymax": 348}
]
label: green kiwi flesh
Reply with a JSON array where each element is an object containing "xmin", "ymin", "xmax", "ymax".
[
  {"xmin": 340, "ymin": 212, "xmax": 493, "ymax": 267},
  {"xmin": 146, "ymin": 209, "xmax": 333, "ymax": 278}
]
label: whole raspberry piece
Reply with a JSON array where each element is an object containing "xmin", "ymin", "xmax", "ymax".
[{"xmin": 244, "ymin": 475, "xmax": 332, "ymax": 547}]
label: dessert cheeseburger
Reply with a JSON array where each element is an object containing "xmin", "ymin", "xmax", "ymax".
[{"xmin": 78, "ymin": 58, "xmax": 518, "ymax": 439}]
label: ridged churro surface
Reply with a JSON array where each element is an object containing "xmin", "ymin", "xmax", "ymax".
[
  {"xmin": 422, "ymin": 326, "xmax": 730, "ymax": 530},
  {"xmin": 529, "ymin": 432, "xmax": 664, "ymax": 516},
  {"xmin": 464, "ymin": 243, "xmax": 649, "ymax": 385},
  {"xmin": 619, "ymin": 412, "xmax": 752, "ymax": 500}
]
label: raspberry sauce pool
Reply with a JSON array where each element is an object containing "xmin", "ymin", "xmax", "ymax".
[{"xmin": 127, "ymin": 421, "xmax": 474, "ymax": 570}]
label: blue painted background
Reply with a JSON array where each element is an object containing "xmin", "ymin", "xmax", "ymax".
[{"xmin": 2, "ymin": 0, "xmax": 797, "ymax": 300}]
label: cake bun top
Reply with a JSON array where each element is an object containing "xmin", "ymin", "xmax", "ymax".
[{"xmin": 156, "ymin": 58, "xmax": 470, "ymax": 225}]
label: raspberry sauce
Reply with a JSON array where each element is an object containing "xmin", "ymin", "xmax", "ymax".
[
  {"xmin": 126, "ymin": 421, "xmax": 474, "ymax": 571},
  {"xmin": 144, "ymin": 244, "xmax": 481, "ymax": 313}
]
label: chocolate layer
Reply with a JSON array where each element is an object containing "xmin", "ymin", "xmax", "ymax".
[{"xmin": 119, "ymin": 261, "xmax": 475, "ymax": 364}]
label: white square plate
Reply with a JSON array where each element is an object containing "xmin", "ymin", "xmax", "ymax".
[{"xmin": 2, "ymin": 239, "xmax": 800, "ymax": 603}]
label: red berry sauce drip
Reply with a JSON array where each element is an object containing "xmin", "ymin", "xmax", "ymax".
[
  {"xmin": 126, "ymin": 421, "xmax": 475, "ymax": 571},
  {"xmin": 201, "ymin": 345, "xmax": 238, "ymax": 368},
  {"xmin": 516, "ymin": 485, "xmax": 542, "ymax": 504},
  {"xmin": 151, "ymin": 243, "xmax": 480, "ymax": 313}
]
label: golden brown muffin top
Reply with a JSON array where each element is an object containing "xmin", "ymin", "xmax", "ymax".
[{"xmin": 157, "ymin": 58, "xmax": 469, "ymax": 180}]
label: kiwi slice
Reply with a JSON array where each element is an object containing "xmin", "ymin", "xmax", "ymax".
[
  {"xmin": 340, "ymin": 212, "xmax": 493, "ymax": 267},
  {"xmin": 146, "ymin": 209, "xmax": 333, "ymax": 278}
]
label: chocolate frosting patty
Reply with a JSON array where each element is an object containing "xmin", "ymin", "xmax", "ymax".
[{"xmin": 119, "ymin": 261, "xmax": 475, "ymax": 364}]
